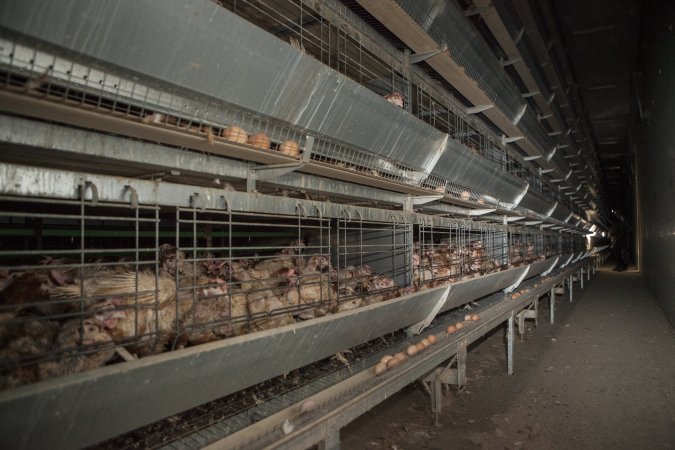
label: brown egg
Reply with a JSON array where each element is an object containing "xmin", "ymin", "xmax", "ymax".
[
  {"xmin": 416, "ymin": 342, "xmax": 426, "ymax": 353},
  {"xmin": 279, "ymin": 139, "xmax": 300, "ymax": 157},
  {"xmin": 421, "ymin": 338, "xmax": 430, "ymax": 348},
  {"xmin": 460, "ymin": 191, "xmax": 471, "ymax": 199},
  {"xmin": 471, "ymin": 314, "xmax": 480, "ymax": 321},
  {"xmin": 446, "ymin": 325, "xmax": 457, "ymax": 334},
  {"xmin": 464, "ymin": 314, "xmax": 472, "ymax": 321},
  {"xmin": 222, "ymin": 125, "xmax": 248, "ymax": 144},
  {"xmin": 374, "ymin": 362, "xmax": 388, "ymax": 376},
  {"xmin": 248, "ymin": 132, "xmax": 271, "ymax": 150},
  {"xmin": 394, "ymin": 352, "xmax": 407, "ymax": 363},
  {"xmin": 406, "ymin": 345, "xmax": 419, "ymax": 357},
  {"xmin": 380, "ymin": 355, "xmax": 394, "ymax": 365},
  {"xmin": 510, "ymin": 294, "xmax": 517, "ymax": 300},
  {"xmin": 455, "ymin": 322, "xmax": 464, "ymax": 330},
  {"xmin": 427, "ymin": 335, "xmax": 437, "ymax": 345},
  {"xmin": 386, "ymin": 357, "xmax": 400, "ymax": 369}
]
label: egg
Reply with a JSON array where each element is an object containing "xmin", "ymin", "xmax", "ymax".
[
  {"xmin": 248, "ymin": 132, "xmax": 271, "ymax": 150},
  {"xmin": 421, "ymin": 338, "xmax": 430, "ymax": 348},
  {"xmin": 464, "ymin": 314, "xmax": 472, "ymax": 321},
  {"xmin": 374, "ymin": 362, "xmax": 388, "ymax": 376},
  {"xmin": 427, "ymin": 335, "xmax": 437, "ymax": 345},
  {"xmin": 394, "ymin": 352, "xmax": 407, "ymax": 363},
  {"xmin": 446, "ymin": 325, "xmax": 457, "ymax": 334},
  {"xmin": 380, "ymin": 355, "xmax": 394, "ymax": 365},
  {"xmin": 222, "ymin": 125, "xmax": 248, "ymax": 144},
  {"xmin": 460, "ymin": 191, "xmax": 471, "ymax": 199},
  {"xmin": 471, "ymin": 314, "xmax": 480, "ymax": 321},
  {"xmin": 416, "ymin": 342, "xmax": 426, "ymax": 353},
  {"xmin": 279, "ymin": 139, "xmax": 300, "ymax": 157},
  {"xmin": 406, "ymin": 345, "xmax": 419, "ymax": 357},
  {"xmin": 510, "ymin": 294, "xmax": 517, "ymax": 300},
  {"xmin": 386, "ymin": 357, "xmax": 400, "ymax": 369},
  {"xmin": 300, "ymin": 400, "xmax": 318, "ymax": 414},
  {"xmin": 455, "ymin": 322, "xmax": 464, "ymax": 330}
]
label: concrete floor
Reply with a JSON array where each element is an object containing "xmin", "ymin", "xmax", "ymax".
[{"xmin": 341, "ymin": 265, "xmax": 675, "ymax": 449}]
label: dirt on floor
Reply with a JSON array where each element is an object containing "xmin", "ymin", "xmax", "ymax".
[{"xmin": 341, "ymin": 267, "xmax": 675, "ymax": 450}]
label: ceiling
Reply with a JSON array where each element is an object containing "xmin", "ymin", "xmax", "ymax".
[{"xmin": 547, "ymin": 0, "xmax": 642, "ymax": 214}]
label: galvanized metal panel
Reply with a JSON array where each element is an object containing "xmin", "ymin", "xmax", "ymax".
[
  {"xmin": 518, "ymin": 188, "xmax": 555, "ymax": 216},
  {"xmin": 439, "ymin": 267, "xmax": 526, "ymax": 313},
  {"xmin": 525, "ymin": 257, "xmax": 559, "ymax": 278},
  {"xmin": 558, "ymin": 253, "xmax": 574, "ymax": 268},
  {"xmin": 394, "ymin": 0, "xmax": 526, "ymax": 122},
  {"xmin": 0, "ymin": 285, "xmax": 449, "ymax": 450},
  {"xmin": 431, "ymin": 138, "xmax": 528, "ymax": 204},
  {"xmin": 0, "ymin": 0, "xmax": 447, "ymax": 174}
]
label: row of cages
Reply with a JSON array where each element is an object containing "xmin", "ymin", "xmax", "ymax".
[
  {"xmin": 0, "ymin": 3, "xmax": 584, "ymax": 216},
  {"xmin": 0, "ymin": 194, "xmax": 585, "ymax": 391},
  {"xmin": 217, "ymin": 0, "xmax": 583, "ymax": 211}
]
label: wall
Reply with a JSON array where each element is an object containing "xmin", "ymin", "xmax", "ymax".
[{"xmin": 634, "ymin": 0, "xmax": 675, "ymax": 325}]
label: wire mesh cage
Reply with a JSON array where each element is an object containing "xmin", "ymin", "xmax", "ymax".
[
  {"xmin": 0, "ymin": 193, "xmax": 425, "ymax": 390},
  {"xmin": 413, "ymin": 220, "xmax": 507, "ymax": 290},
  {"xmin": 333, "ymin": 211, "xmax": 412, "ymax": 313}
]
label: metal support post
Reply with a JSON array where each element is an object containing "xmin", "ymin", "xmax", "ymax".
[
  {"xmin": 430, "ymin": 375, "xmax": 442, "ymax": 427},
  {"xmin": 587, "ymin": 263, "xmax": 591, "ymax": 281},
  {"xmin": 318, "ymin": 425, "xmax": 340, "ymax": 450},
  {"xmin": 457, "ymin": 344, "xmax": 467, "ymax": 388},
  {"xmin": 507, "ymin": 312, "xmax": 515, "ymax": 375},
  {"xmin": 550, "ymin": 287, "xmax": 555, "ymax": 324},
  {"xmin": 580, "ymin": 268, "xmax": 584, "ymax": 289},
  {"xmin": 569, "ymin": 276, "xmax": 574, "ymax": 302}
]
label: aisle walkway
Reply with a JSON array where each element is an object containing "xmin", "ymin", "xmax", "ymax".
[{"xmin": 342, "ymin": 266, "xmax": 675, "ymax": 449}]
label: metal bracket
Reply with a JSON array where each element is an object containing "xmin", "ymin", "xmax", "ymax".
[
  {"xmin": 522, "ymin": 91, "xmax": 540, "ymax": 98},
  {"xmin": 403, "ymin": 194, "xmax": 444, "ymax": 212},
  {"xmin": 547, "ymin": 92, "xmax": 556, "ymax": 104},
  {"xmin": 516, "ymin": 300, "xmax": 538, "ymax": 338},
  {"xmin": 501, "ymin": 135, "xmax": 524, "ymax": 145},
  {"xmin": 539, "ymin": 168, "xmax": 554, "ymax": 175},
  {"xmin": 537, "ymin": 113, "xmax": 553, "ymax": 121},
  {"xmin": 500, "ymin": 57, "xmax": 522, "ymax": 67},
  {"xmin": 523, "ymin": 155, "xmax": 541, "ymax": 161},
  {"xmin": 548, "ymin": 130, "xmax": 563, "ymax": 137},
  {"xmin": 247, "ymin": 162, "xmax": 305, "ymax": 192},
  {"xmin": 465, "ymin": 104, "xmax": 494, "ymax": 115},
  {"xmin": 79, "ymin": 181, "xmax": 99, "ymax": 206},
  {"xmin": 407, "ymin": 286, "xmax": 450, "ymax": 336},
  {"xmin": 503, "ymin": 266, "xmax": 530, "ymax": 293},
  {"xmin": 123, "ymin": 185, "xmax": 138, "ymax": 208},
  {"xmin": 411, "ymin": 43, "xmax": 448, "ymax": 64},
  {"xmin": 467, "ymin": 208, "xmax": 496, "ymax": 216},
  {"xmin": 523, "ymin": 220, "xmax": 543, "ymax": 226}
]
